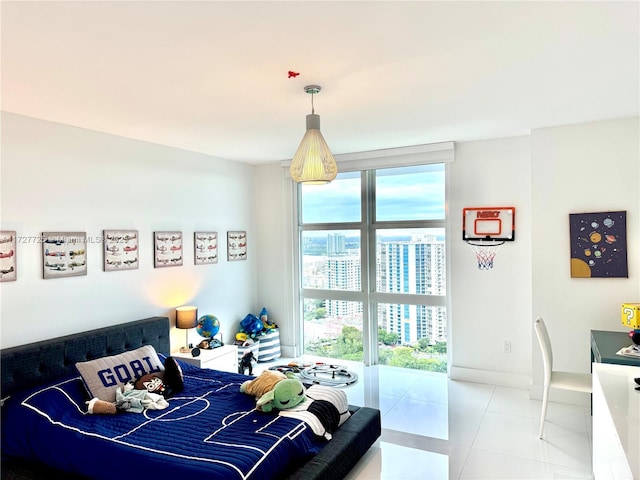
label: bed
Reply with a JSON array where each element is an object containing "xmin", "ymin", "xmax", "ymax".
[{"xmin": 1, "ymin": 316, "xmax": 381, "ymax": 480}]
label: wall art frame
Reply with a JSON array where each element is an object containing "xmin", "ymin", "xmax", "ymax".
[
  {"xmin": 194, "ymin": 231, "xmax": 218, "ymax": 265},
  {"xmin": 154, "ymin": 231, "xmax": 183, "ymax": 268},
  {"xmin": 0, "ymin": 230, "xmax": 17, "ymax": 282},
  {"xmin": 227, "ymin": 230, "xmax": 247, "ymax": 261},
  {"xmin": 569, "ymin": 210, "xmax": 628, "ymax": 278},
  {"xmin": 103, "ymin": 229, "xmax": 139, "ymax": 271},
  {"xmin": 42, "ymin": 231, "xmax": 87, "ymax": 279}
]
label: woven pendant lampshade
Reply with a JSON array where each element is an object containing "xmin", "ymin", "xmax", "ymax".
[{"xmin": 289, "ymin": 85, "xmax": 337, "ymax": 185}]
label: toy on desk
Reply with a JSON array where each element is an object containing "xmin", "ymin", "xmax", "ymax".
[{"xmin": 621, "ymin": 303, "xmax": 640, "ymax": 345}]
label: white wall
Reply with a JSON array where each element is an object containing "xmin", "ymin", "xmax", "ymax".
[
  {"xmin": 0, "ymin": 113, "xmax": 258, "ymax": 350},
  {"xmin": 448, "ymin": 135, "xmax": 533, "ymax": 388},
  {"xmin": 253, "ymin": 164, "xmax": 296, "ymax": 351},
  {"xmin": 3, "ymin": 112, "xmax": 638, "ymax": 405},
  {"xmin": 530, "ymin": 117, "xmax": 640, "ymax": 402},
  {"xmin": 254, "ymin": 117, "xmax": 639, "ymax": 405}
]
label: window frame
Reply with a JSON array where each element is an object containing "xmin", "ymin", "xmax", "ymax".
[{"xmin": 289, "ymin": 142, "xmax": 453, "ymax": 366}]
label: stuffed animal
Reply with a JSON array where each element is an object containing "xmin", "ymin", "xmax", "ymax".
[
  {"xmin": 240, "ymin": 370, "xmax": 287, "ymax": 399},
  {"xmin": 240, "ymin": 370, "xmax": 306, "ymax": 412},
  {"xmin": 256, "ymin": 378, "xmax": 306, "ymax": 413},
  {"xmin": 133, "ymin": 356, "xmax": 184, "ymax": 399},
  {"xmin": 239, "ymin": 351, "xmax": 256, "ymax": 375},
  {"xmin": 240, "ymin": 313, "xmax": 264, "ymax": 338},
  {"xmin": 86, "ymin": 397, "xmax": 116, "ymax": 415}
]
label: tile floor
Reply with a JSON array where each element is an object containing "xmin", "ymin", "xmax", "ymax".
[{"xmin": 255, "ymin": 358, "xmax": 594, "ymax": 480}]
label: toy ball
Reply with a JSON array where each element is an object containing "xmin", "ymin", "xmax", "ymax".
[
  {"xmin": 196, "ymin": 315, "xmax": 220, "ymax": 338},
  {"xmin": 241, "ymin": 314, "xmax": 264, "ymax": 335}
]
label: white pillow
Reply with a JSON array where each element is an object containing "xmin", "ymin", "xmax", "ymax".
[{"xmin": 76, "ymin": 345, "xmax": 164, "ymax": 402}]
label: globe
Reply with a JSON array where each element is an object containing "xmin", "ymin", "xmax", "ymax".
[{"xmin": 196, "ymin": 314, "xmax": 220, "ymax": 338}]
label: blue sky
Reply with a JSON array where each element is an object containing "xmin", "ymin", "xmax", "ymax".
[{"xmin": 301, "ymin": 164, "xmax": 445, "ymax": 224}]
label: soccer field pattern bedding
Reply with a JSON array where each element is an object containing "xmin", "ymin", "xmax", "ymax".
[{"xmin": 1, "ymin": 360, "xmax": 325, "ymax": 480}]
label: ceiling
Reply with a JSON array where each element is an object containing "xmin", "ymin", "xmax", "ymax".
[{"xmin": 2, "ymin": 1, "xmax": 639, "ymax": 165}]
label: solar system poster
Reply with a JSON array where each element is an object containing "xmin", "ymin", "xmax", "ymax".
[{"xmin": 569, "ymin": 211, "xmax": 628, "ymax": 278}]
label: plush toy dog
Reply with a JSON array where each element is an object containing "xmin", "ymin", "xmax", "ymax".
[{"xmin": 239, "ymin": 351, "xmax": 256, "ymax": 375}]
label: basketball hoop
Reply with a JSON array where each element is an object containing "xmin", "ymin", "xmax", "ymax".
[
  {"xmin": 462, "ymin": 206, "xmax": 515, "ymax": 270},
  {"xmin": 465, "ymin": 240, "xmax": 504, "ymax": 270}
]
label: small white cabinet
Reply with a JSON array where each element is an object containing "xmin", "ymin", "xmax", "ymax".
[{"xmin": 173, "ymin": 345, "xmax": 238, "ymax": 373}]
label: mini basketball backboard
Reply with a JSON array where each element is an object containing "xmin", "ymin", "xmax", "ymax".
[
  {"xmin": 463, "ymin": 206, "xmax": 516, "ymax": 270},
  {"xmin": 463, "ymin": 206, "xmax": 515, "ymax": 242}
]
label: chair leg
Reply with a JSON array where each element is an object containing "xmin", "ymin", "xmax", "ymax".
[{"xmin": 539, "ymin": 385, "xmax": 549, "ymax": 439}]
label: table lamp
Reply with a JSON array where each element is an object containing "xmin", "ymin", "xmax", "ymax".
[{"xmin": 176, "ymin": 305, "xmax": 198, "ymax": 353}]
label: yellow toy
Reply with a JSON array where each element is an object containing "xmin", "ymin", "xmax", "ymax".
[{"xmin": 621, "ymin": 303, "xmax": 640, "ymax": 329}]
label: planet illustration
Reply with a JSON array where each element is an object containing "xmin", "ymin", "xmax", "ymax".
[
  {"xmin": 570, "ymin": 211, "xmax": 627, "ymax": 278},
  {"xmin": 196, "ymin": 314, "xmax": 220, "ymax": 338},
  {"xmin": 589, "ymin": 232, "xmax": 602, "ymax": 243},
  {"xmin": 570, "ymin": 258, "xmax": 591, "ymax": 278}
]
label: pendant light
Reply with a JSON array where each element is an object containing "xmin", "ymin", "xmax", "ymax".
[{"xmin": 290, "ymin": 85, "xmax": 338, "ymax": 184}]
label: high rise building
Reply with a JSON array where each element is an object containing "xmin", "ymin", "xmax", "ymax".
[
  {"xmin": 327, "ymin": 233, "xmax": 346, "ymax": 256},
  {"xmin": 377, "ymin": 235, "xmax": 446, "ymax": 344},
  {"xmin": 326, "ymin": 254, "xmax": 362, "ymax": 317},
  {"xmin": 304, "ymin": 233, "xmax": 446, "ymax": 345}
]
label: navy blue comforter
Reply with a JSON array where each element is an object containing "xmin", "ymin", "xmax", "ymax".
[{"xmin": 1, "ymin": 360, "xmax": 324, "ymax": 479}]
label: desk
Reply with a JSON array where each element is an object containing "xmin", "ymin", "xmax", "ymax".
[
  {"xmin": 591, "ymin": 330, "xmax": 640, "ymax": 367},
  {"xmin": 592, "ymin": 363, "xmax": 640, "ymax": 479}
]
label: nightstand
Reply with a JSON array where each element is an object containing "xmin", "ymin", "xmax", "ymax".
[{"xmin": 173, "ymin": 344, "xmax": 238, "ymax": 373}]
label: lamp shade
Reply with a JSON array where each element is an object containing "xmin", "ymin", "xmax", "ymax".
[
  {"xmin": 176, "ymin": 306, "xmax": 198, "ymax": 329},
  {"xmin": 290, "ymin": 113, "xmax": 338, "ymax": 185}
]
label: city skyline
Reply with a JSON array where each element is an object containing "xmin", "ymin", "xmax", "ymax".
[{"xmin": 303, "ymin": 234, "xmax": 447, "ymax": 346}]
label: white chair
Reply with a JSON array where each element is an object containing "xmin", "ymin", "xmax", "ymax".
[{"xmin": 533, "ymin": 317, "xmax": 592, "ymax": 439}]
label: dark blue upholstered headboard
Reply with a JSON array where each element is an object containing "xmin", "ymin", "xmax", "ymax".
[{"xmin": 1, "ymin": 316, "xmax": 170, "ymax": 399}]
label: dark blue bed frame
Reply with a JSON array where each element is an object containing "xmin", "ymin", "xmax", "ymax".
[{"xmin": 1, "ymin": 316, "xmax": 381, "ymax": 480}]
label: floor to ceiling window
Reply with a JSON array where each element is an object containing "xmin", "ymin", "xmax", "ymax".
[{"xmin": 295, "ymin": 159, "xmax": 448, "ymax": 370}]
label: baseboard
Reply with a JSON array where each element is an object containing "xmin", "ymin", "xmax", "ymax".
[
  {"xmin": 280, "ymin": 345, "xmax": 298, "ymax": 358},
  {"xmin": 449, "ymin": 365, "xmax": 531, "ymax": 389},
  {"xmin": 449, "ymin": 366, "xmax": 590, "ymax": 407}
]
